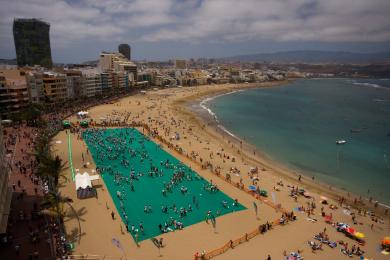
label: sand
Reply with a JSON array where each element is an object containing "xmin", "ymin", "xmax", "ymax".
[{"xmin": 52, "ymin": 82, "xmax": 389, "ymax": 260}]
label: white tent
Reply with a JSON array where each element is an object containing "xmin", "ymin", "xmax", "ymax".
[
  {"xmin": 77, "ymin": 111, "xmax": 89, "ymax": 115},
  {"xmin": 75, "ymin": 172, "xmax": 91, "ymax": 189},
  {"xmin": 75, "ymin": 172, "xmax": 99, "ymax": 190},
  {"xmin": 1, "ymin": 119, "xmax": 12, "ymax": 124},
  {"xmin": 77, "ymin": 111, "xmax": 89, "ymax": 119},
  {"xmin": 75, "ymin": 172, "xmax": 100, "ymax": 199}
]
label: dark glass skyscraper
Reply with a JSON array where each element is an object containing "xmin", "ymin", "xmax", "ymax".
[
  {"xmin": 118, "ymin": 43, "xmax": 131, "ymax": 60},
  {"xmin": 13, "ymin": 18, "xmax": 53, "ymax": 68}
]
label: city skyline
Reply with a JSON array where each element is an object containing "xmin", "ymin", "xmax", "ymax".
[{"xmin": 1, "ymin": 0, "xmax": 390, "ymax": 63}]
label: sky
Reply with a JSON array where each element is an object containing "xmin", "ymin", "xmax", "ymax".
[{"xmin": 1, "ymin": 0, "xmax": 390, "ymax": 63}]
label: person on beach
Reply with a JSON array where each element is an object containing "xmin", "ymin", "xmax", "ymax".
[{"xmin": 139, "ymin": 222, "xmax": 144, "ymax": 234}]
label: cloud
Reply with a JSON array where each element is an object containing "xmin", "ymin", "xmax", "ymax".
[
  {"xmin": 141, "ymin": 0, "xmax": 390, "ymax": 43},
  {"xmin": 0, "ymin": 0, "xmax": 389, "ymax": 61},
  {"xmin": 0, "ymin": 0, "xmax": 178, "ymax": 50}
]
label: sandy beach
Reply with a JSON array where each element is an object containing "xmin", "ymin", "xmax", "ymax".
[{"xmin": 52, "ymin": 82, "xmax": 389, "ymax": 260}]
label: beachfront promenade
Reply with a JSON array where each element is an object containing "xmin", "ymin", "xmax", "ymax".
[
  {"xmin": 0, "ymin": 91, "xmax": 140, "ymax": 259},
  {"xmin": 0, "ymin": 125, "xmax": 54, "ymax": 259}
]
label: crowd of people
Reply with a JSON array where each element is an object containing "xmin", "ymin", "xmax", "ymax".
[
  {"xmin": 0, "ymin": 91, "xmax": 134, "ymax": 258},
  {"xmin": 0, "ymin": 125, "xmax": 57, "ymax": 258},
  {"xmin": 82, "ymin": 127, "xmax": 243, "ymax": 241}
]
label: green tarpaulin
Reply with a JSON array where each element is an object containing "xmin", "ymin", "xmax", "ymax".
[
  {"xmin": 62, "ymin": 121, "xmax": 71, "ymax": 128},
  {"xmin": 80, "ymin": 121, "xmax": 89, "ymax": 127}
]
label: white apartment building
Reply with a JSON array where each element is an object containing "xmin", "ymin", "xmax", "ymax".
[
  {"xmin": 82, "ymin": 72, "xmax": 102, "ymax": 98},
  {"xmin": 26, "ymin": 71, "xmax": 44, "ymax": 103},
  {"xmin": 99, "ymin": 52, "xmax": 137, "ymax": 85}
]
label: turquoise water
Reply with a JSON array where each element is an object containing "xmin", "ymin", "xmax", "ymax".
[
  {"xmin": 206, "ymin": 79, "xmax": 390, "ymax": 204},
  {"xmin": 82, "ymin": 128, "xmax": 245, "ymax": 241}
]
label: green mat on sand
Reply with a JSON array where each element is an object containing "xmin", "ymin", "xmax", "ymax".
[{"xmin": 82, "ymin": 128, "xmax": 246, "ymax": 241}]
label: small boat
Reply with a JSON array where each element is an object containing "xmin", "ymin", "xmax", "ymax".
[
  {"xmin": 350, "ymin": 129, "xmax": 362, "ymax": 133},
  {"xmin": 336, "ymin": 140, "xmax": 346, "ymax": 145}
]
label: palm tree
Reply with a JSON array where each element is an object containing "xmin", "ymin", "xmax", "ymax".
[
  {"xmin": 36, "ymin": 153, "xmax": 68, "ymax": 191},
  {"xmin": 32, "ymin": 129, "xmax": 51, "ymax": 158},
  {"xmin": 41, "ymin": 192, "xmax": 83, "ymax": 244},
  {"xmin": 21, "ymin": 103, "xmax": 44, "ymax": 126},
  {"xmin": 40, "ymin": 191, "xmax": 71, "ymax": 219},
  {"xmin": 32, "ymin": 129, "xmax": 68, "ymax": 192}
]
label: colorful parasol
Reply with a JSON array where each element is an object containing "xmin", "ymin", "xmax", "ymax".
[
  {"xmin": 248, "ymin": 185, "xmax": 257, "ymax": 191},
  {"xmin": 354, "ymin": 232, "xmax": 365, "ymax": 239},
  {"xmin": 324, "ymin": 215, "xmax": 332, "ymax": 222},
  {"xmin": 382, "ymin": 237, "xmax": 390, "ymax": 245}
]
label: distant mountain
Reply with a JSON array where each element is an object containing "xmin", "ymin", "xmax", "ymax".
[
  {"xmin": 221, "ymin": 50, "xmax": 390, "ymax": 64},
  {"xmin": 0, "ymin": 58, "xmax": 17, "ymax": 65}
]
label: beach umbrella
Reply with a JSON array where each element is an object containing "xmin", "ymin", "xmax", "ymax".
[
  {"xmin": 62, "ymin": 121, "xmax": 71, "ymax": 128},
  {"xmin": 324, "ymin": 215, "xmax": 332, "ymax": 223},
  {"xmin": 80, "ymin": 121, "xmax": 89, "ymax": 128},
  {"xmin": 260, "ymin": 190, "xmax": 268, "ymax": 197},
  {"xmin": 354, "ymin": 232, "xmax": 365, "ymax": 239},
  {"xmin": 320, "ymin": 196, "xmax": 328, "ymax": 201},
  {"xmin": 345, "ymin": 227, "xmax": 355, "ymax": 234},
  {"xmin": 248, "ymin": 185, "xmax": 257, "ymax": 191},
  {"xmin": 382, "ymin": 237, "xmax": 390, "ymax": 246}
]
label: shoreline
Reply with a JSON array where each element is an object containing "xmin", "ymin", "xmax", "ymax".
[
  {"xmin": 55, "ymin": 81, "xmax": 390, "ymax": 259},
  {"xmin": 175, "ymin": 81, "xmax": 390, "ymax": 214}
]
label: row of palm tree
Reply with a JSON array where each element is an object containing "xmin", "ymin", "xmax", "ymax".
[
  {"xmin": 31, "ymin": 125, "xmax": 86, "ymax": 251},
  {"xmin": 20, "ymin": 88, "xmax": 129, "ymax": 250},
  {"xmin": 34, "ymin": 129, "xmax": 69, "ymax": 218}
]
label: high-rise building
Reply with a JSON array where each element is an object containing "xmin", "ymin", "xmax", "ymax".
[
  {"xmin": 0, "ymin": 123, "xmax": 12, "ymax": 234},
  {"xmin": 13, "ymin": 18, "xmax": 53, "ymax": 68},
  {"xmin": 118, "ymin": 44, "xmax": 131, "ymax": 60}
]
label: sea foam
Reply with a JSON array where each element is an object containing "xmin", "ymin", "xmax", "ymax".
[
  {"xmin": 352, "ymin": 81, "xmax": 389, "ymax": 90},
  {"xmin": 200, "ymin": 90, "xmax": 244, "ymax": 138}
]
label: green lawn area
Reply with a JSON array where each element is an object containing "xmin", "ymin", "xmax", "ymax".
[{"xmin": 82, "ymin": 128, "xmax": 246, "ymax": 241}]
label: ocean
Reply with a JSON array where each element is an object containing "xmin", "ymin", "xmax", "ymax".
[{"xmin": 202, "ymin": 78, "xmax": 390, "ymax": 205}]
